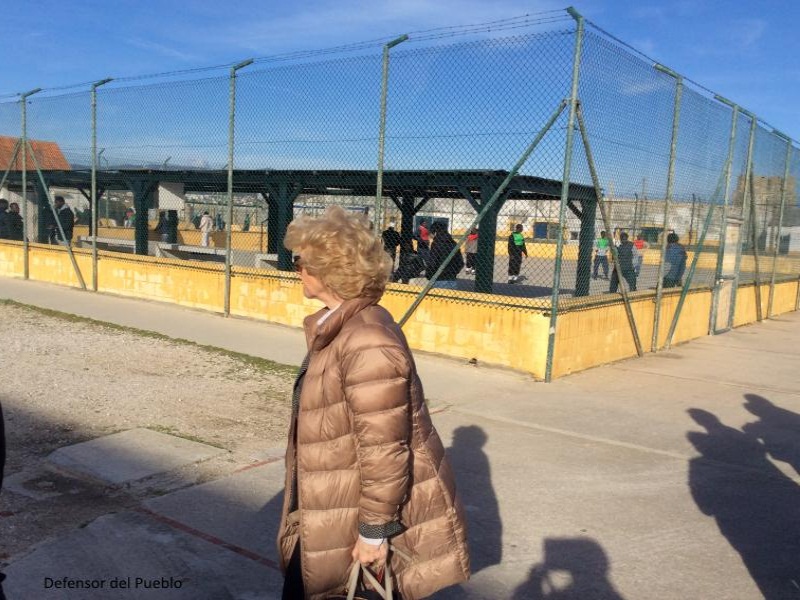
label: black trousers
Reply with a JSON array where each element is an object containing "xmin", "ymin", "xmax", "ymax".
[
  {"xmin": 283, "ymin": 542, "xmax": 305, "ymax": 599},
  {"xmin": 610, "ymin": 269, "xmax": 637, "ymax": 293}
]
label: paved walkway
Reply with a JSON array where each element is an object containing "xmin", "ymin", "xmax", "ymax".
[{"xmin": 1, "ymin": 278, "xmax": 799, "ymax": 599}]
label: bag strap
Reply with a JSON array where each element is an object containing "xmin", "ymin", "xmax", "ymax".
[
  {"xmin": 344, "ymin": 542, "xmax": 412, "ymax": 600},
  {"xmin": 345, "ymin": 562, "xmax": 393, "ymax": 600}
]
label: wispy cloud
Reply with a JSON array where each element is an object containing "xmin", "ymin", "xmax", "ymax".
[
  {"xmin": 631, "ymin": 1, "xmax": 705, "ymax": 22},
  {"xmin": 736, "ymin": 18, "xmax": 767, "ymax": 48},
  {"xmin": 125, "ymin": 37, "xmax": 198, "ymax": 62},
  {"xmin": 632, "ymin": 37, "xmax": 657, "ymax": 56},
  {"xmin": 631, "ymin": 5, "xmax": 667, "ymax": 21},
  {"xmin": 176, "ymin": 0, "xmax": 565, "ymax": 54},
  {"xmin": 620, "ymin": 78, "xmax": 673, "ymax": 97},
  {"xmin": 687, "ymin": 17, "xmax": 767, "ymax": 59}
]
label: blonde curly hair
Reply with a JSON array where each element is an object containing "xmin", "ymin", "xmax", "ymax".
[{"xmin": 284, "ymin": 206, "xmax": 393, "ymax": 300}]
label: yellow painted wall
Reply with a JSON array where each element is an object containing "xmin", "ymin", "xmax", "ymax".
[
  {"xmin": 26, "ymin": 243, "xmax": 93, "ymax": 289},
  {"xmin": 74, "ymin": 225, "xmax": 270, "ymax": 252},
  {"xmin": 770, "ymin": 280, "xmax": 800, "ymax": 316},
  {"xmin": 0, "ymin": 241, "xmax": 25, "ymax": 278},
  {"xmin": 0, "ymin": 240, "xmax": 795, "ymax": 380},
  {"xmin": 733, "ymin": 283, "xmax": 769, "ymax": 328},
  {"xmin": 551, "ymin": 288, "xmax": 713, "ymax": 379},
  {"xmin": 733, "ymin": 281, "xmax": 798, "ymax": 327},
  {"xmin": 230, "ymin": 271, "xmax": 550, "ymax": 375},
  {"xmin": 72, "ymin": 225, "xmax": 800, "ymax": 273},
  {"xmin": 97, "ymin": 254, "xmax": 225, "ymax": 311}
]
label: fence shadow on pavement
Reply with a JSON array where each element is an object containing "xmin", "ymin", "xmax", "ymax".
[{"xmin": 686, "ymin": 402, "xmax": 800, "ymax": 599}]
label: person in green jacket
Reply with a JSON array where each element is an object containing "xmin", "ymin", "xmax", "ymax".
[{"xmin": 507, "ymin": 224, "xmax": 528, "ymax": 284}]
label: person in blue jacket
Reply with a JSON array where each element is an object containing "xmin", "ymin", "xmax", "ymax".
[{"xmin": 663, "ymin": 232, "xmax": 687, "ymax": 288}]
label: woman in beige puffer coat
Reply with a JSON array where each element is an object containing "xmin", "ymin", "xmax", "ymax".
[{"xmin": 278, "ymin": 206, "xmax": 470, "ymax": 600}]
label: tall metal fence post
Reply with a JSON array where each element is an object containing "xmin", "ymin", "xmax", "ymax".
[
  {"xmin": 665, "ymin": 175, "xmax": 727, "ymax": 349},
  {"xmin": 91, "ymin": 78, "xmax": 113, "ymax": 292},
  {"xmin": 398, "ymin": 99, "xmax": 567, "ymax": 328},
  {"xmin": 575, "ymin": 104, "xmax": 643, "ymax": 355},
  {"xmin": 746, "ymin": 139, "xmax": 764, "ymax": 322},
  {"xmin": 19, "ymin": 88, "xmax": 41, "ymax": 280},
  {"xmin": 224, "ymin": 59, "xmax": 253, "ymax": 317},
  {"xmin": 375, "ymin": 35, "xmax": 408, "ymax": 234},
  {"xmin": 651, "ymin": 65, "xmax": 682, "ymax": 352},
  {"xmin": 708, "ymin": 96, "xmax": 739, "ymax": 335},
  {"xmin": 727, "ymin": 113, "xmax": 757, "ymax": 329},
  {"xmin": 25, "ymin": 139, "xmax": 87, "ymax": 289},
  {"xmin": 767, "ymin": 130, "xmax": 792, "ymax": 318},
  {"xmin": 544, "ymin": 6, "xmax": 584, "ymax": 383}
]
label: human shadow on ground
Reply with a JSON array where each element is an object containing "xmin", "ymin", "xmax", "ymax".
[
  {"xmin": 445, "ymin": 425, "xmax": 502, "ymax": 576},
  {"xmin": 686, "ymin": 405, "xmax": 800, "ymax": 599},
  {"xmin": 510, "ymin": 537, "xmax": 625, "ymax": 600},
  {"xmin": 742, "ymin": 393, "xmax": 800, "ymax": 476}
]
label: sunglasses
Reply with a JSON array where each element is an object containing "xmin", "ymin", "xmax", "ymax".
[{"xmin": 293, "ymin": 255, "xmax": 304, "ymax": 273}]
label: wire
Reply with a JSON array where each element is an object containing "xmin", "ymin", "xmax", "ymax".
[
  {"xmin": 0, "ymin": 9, "xmax": 573, "ymax": 94},
  {"xmin": 584, "ymin": 19, "xmax": 795, "ymax": 140}
]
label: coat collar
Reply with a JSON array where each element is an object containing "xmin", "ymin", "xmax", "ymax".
[{"xmin": 303, "ymin": 295, "xmax": 379, "ymax": 351}]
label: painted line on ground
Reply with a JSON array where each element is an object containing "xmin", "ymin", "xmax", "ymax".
[
  {"xmin": 610, "ymin": 367, "xmax": 800, "ymax": 396},
  {"xmin": 135, "ymin": 506, "xmax": 282, "ymax": 572},
  {"xmin": 453, "ymin": 407, "xmax": 690, "ymax": 460}
]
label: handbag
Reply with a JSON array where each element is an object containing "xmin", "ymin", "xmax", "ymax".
[{"xmin": 329, "ymin": 545, "xmax": 411, "ymax": 600}]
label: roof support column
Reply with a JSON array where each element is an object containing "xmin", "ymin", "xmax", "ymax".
[
  {"xmin": 128, "ymin": 179, "xmax": 155, "ymax": 255},
  {"xmin": 575, "ymin": 198, "xmax": 596, "ymax": 297}
]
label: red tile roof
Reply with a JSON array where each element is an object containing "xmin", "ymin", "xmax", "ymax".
[{"xmin": 0, "ymin": 136, "xmax": 71, "ymax": 170}]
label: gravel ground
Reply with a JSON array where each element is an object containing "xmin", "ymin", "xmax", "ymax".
[{"xmin": 0, "ymin": 302, "xmax": 295, "ymax": 563}]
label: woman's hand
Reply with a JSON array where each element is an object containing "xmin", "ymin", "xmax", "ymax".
[{"xmin": 351, "ymin": 538, "xmax": 388, "ymax": 567}]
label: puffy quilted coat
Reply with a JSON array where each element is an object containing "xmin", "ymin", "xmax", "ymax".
[{"xmin": 277, "ymin": 296, "xmax": 470, "ymax": 599}]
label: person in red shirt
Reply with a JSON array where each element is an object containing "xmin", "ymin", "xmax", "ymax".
[
  {"xmin": 416, "ymin": 219, "xmax": 430, "ymax": 266},
  {"xmin": 465, "ymin": 227, "xmax": 478, "ymax": 275},
  {"xmin": 633, "ymin": 234, "xmax": 648, "ymax": 277}
]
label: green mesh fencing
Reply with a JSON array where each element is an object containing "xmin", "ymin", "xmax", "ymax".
[{"xmin": 0, "ymin": 8, "xmax": 797, "ymax": 341}]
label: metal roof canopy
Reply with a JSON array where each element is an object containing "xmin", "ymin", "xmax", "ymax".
[
  {"xmin": 5, "ymin": 168, "xmax": 599, "ymax": 295},
  {"xmin": 3, "ymin": 168, "xmax": 596, "ymax": 200}
]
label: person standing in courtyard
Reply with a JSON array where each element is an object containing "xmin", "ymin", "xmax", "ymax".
[
  {"xmin": 507, "ymin": 223, "xmax": 527, "ymax": 284},
  {"xmin": 393, "ymin": 238, "xmax": 425, "ymax": 284},
  {"xmin": 427, "ymin": 221, "xmax": 464, "ymax": 289},
  {"xmin": 381, "ymin": 221, "xmax": 402, "ymax": 270},
  {"xmin": 53, "ymin": 196, "xmax": 75, "ymax": 244},
  {"xmin": 609, "ymin": 231, "xmax": 637, "ymax": 293},
  {"xmin": 593, "ymin": 230, "xmax": 610, "ymax": 280},
  {"xmin": 633, "ymin": 234, "xmax": 648, "ymax": 277},
  {"xmin": 663, "ymin": 232, "xmax": 687, "ymax": 288},
  {"xmin": 279, "ymin": 206, "xmax": 469, "ymax": 599},
  {"xmin": 199, "ymin": 211, "xmax": 213, "ymax": 247},
  {"xmin": 415, "ymin": 219, "xmax": 431, "ymax": 268},
  {"xmin": 6, "ymin": 203, "xmax": 23, "ymax": 241},
  {"xmin": 153, "ymin": 211, "xmax": 169, "ymax": 243},
  {"xmin": 0, "ymin": 199, "xmax": 9, "ymax": 239},
  {"xmin": 465, "ymin": 227, "xmax": 478, "ymax": 275}
]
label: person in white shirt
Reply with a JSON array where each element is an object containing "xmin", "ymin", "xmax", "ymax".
[{"xmin": 199, "ymin": 211, "xmax": 213, "ymax": 247}]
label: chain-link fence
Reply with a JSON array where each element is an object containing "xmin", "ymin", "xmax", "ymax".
[{"xmin": 0, "ymin": 8, "xmax": 798, "ymax": 378}]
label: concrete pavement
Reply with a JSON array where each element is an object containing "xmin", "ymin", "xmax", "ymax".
[{"xmin": 1, "ymin": 277, "xmax": 799, "ymax": 599}]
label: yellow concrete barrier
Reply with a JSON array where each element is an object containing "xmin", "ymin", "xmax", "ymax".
[{"xmin": 1, "ymin": 240, "xmax": 796, "ymax": 380}]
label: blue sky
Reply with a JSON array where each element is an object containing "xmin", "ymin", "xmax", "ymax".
[
  {"xmin": 0, "ymin": 0, "xmax": 796, "ymax": 203},
  {"xmin": 1, "ymin": 0, "xmax": 796, "ymax": 138}
]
